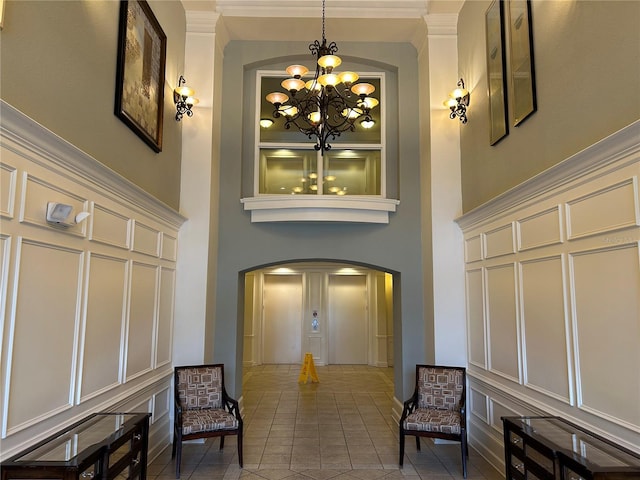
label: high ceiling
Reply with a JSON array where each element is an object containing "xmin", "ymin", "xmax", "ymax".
[{"xmin": 180, "ymin": 0, "xmax": 465, "ymax": 43}]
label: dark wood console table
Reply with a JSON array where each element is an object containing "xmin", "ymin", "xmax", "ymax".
[
  {"xmin": 502, "ymin": 416, "xmax": 640, "ymax": 480},
  {"xmin": 1, "ymin": 412, "xmax": 150, "ymax": 480}
]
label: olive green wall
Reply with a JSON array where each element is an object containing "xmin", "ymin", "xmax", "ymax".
[
  {"xmin": 457, "ymin": 0, "xmax": 640, "ymax": 212},
  {"xmin": 0, "ymin": 0, "xmax": 185, "ymax": 209}
]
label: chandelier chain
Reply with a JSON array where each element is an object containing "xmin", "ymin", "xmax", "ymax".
[
  {"xmin": 265, "ymin": 0, "xmax": 379, "ymax": 154},
  {"xmin": 322, "ymin": 0, "xmax": 326, "ymax": 41}
]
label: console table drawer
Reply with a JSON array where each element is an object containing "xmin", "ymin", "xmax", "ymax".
[{"xmin": 1, "ymin": 413, "xmax": 151, "ymax": 480}]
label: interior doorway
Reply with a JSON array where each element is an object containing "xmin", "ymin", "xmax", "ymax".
[
  {"xmin": 328, "ymin": 274, "xmax": 368, "ymax": 364},
  {"xmin": 243, "ymin": 262, "xmax": 394, "ymax": 367},
  {"xmin": 262, "ymin": 274, "xmax": 303, "ymax": 363}
]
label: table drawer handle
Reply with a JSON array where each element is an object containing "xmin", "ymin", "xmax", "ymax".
[
  {"xmin": 133, "ymin": 433, "xmax": 142, "ymax": 441},
  {"xmin": 81, "ymin": 472, "xmax": 94, "ymax": 478},
  {"xmin": 132, "ymin": 458, "xmax": 140, "ymax": 466}
]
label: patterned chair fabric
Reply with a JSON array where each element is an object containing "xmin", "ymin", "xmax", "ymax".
[
  {"xmin": 172, "ymin": 364, "xmax": 243, "ymax": 478},
  {"xmin": 403, "ymin": 408, "xmax": 462, "ymax": 434},
  {"xmin": 176, "ymin": 366, "xmax": 224, "ymax": 410},
  {"xmin": 399, "ymin": 364, "xmax": 467, "ymax": 478},
  {"xmin": 416, "ymin": 366, "xmax": 464, "ymax": 411}
]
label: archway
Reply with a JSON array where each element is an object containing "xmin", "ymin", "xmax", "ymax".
[{"xmin": 237, "ymin": 259, "xmax": 401, "ymax": 389}]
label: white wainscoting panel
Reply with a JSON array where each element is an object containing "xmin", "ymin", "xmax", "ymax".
[
  {"xmin": 470, "ymin": 388, "xmax": 489, "ymax": 423},
  {"xmin": 1, "ymin": 163, "xmax": 16, "ymax": 218},
  {"xmin": 125, "ymin": 262, "xmax": 158, "ymax": 381},
  {"xmin": 466, "ymin": 268, "xmax": 486, "ymax": 368},
  {"xmin": 486, "ymin": 263, "xmax": 520, "ymax": 382},
  {"xmin": 0, "ymin": 101, "xmax": 185, "ymax": 460},
  {"xmin": 156, "ymin": 267, "xmax": 175, "ymax": 368},
  {"xmin": 465, "ymin": 235, "xmax": 482, "ymax": 263},
  {"xmin": 132, "ymin": 221, "xmax": 160, "ymax": 258},
  {"xmin": 517, "ymin": 206, "xmax": 563, "ymax": 251},
  {"xmin": 91, "ymin": 203, "xmax": 131, "ymax": 250},
  {"xmin": 161, "ymin": 234, "xmax": 177, "ymax": 262},
  {"xmin": 566, "ymin": 178, "xmax": 639, "ymax": 240},
  {"xmin": 484, "ymin": 223, "xmax": 515, "ymax": 259},
  {"xmin": 4, "ymin": 239, "xmax": 83, "ymax": 436},
  {"xmin": 78, "ymin": 253, "xmax": 128, "ymax": 403},
  {"xmin": 456, "ymin": 121, "xmax": 640, "ymax": 464},
  {"xmin": 520, "ymin": 256, "xmax": 572, "ymax": 404},
  {"xmin": 570, "ymin": 244, "xmax": 640, "ymax": 430}
]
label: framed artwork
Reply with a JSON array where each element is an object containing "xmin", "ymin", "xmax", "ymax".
[
  {"xmin": 485, "ymin": 0, "xmax": 509, "ymax": 145},
  {"xmin": 507, "ymin": 0, "xmax": 537, "ymax": 126},
  {"xmin": 114, "ymin": 0, "xmax": 166, "ymax": 152}
]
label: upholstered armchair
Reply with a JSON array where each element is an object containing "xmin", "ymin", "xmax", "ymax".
[
  {"xmin": 172, "ymin": 364, "xmax": 243, "ymax": 477},
  {"xmin": 399, "ymin": 364, "xmax": 468, "ymax": 478}
]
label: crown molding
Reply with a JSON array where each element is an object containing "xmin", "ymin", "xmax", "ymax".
[
  {"xmin": 424, "ymin": 13, "xmax": 458, "ymax": 36},
  {"xmin": 214, "ymin": 0, "xmax": 429, "ymax": 19},
  {"xmin": 186, "ymin": 10, "xmax": 220, "ymax": 33}
]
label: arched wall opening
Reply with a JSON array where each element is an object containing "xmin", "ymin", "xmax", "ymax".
[
  {"xmin": 236, "ymin": 258, "xmax": 402, "ymax": 398},
  {"xmin": 241, "ymin": 259, "xmax": 398, "ymax": 368}
]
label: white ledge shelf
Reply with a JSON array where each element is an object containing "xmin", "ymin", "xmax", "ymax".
[{"xmin": 240, "ymin": 196, "xmax": 400, "ymax": 223}]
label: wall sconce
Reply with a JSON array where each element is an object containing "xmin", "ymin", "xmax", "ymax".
[
  {"xmin": 443, "ymin": 78, "xmax": 470, "ymax": 124},
  {"xmin": 46, "ymin": 202, "xmax": 90, "ymax": 227},
  {"xmin": 174, "ymin": 76, "xmax": 199, "ymax": 121}
]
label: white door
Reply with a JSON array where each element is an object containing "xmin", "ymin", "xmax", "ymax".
[
  {"xmin": 328, "ymin": 274, "xmax": 368, "ymax": 364},
  {"xmin": 262, "ymin": 274, "xmax": 303, "ymax": 363}
]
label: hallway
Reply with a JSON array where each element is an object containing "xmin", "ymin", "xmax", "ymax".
[{"xmin": 148, "ymin": 365, "xmax": 503, "ymax": 479}]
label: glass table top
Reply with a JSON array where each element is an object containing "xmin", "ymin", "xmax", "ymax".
[
  {"xmin": 15, "ymin": 413, "xmax": 140, "ymax": 462},
  {"xmin": 509, "ymin": 416, "xmax": 640, "ymax": 469}
]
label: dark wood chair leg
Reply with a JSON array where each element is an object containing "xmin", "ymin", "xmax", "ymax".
[
  {"xmin": 175, "ymin": 438, "xmax": 182, "ymax": 479},
  {"xmin": 399, "ymin": 429, "xmax": 405, "ymax": 466},
  {"xmin": 461, "ymin": 430, "xmax": 468, "ymax": 478},
  {"xmin": 416, "ymin": 436, "xmax": 421, "ymax": 451},
  {"xmin": 237, "ymin": 432, "xmax": 243, "ymax": 468},
  {"xmin": 220, "ymin": 435, "xmax": 225, "ymax": 450}
]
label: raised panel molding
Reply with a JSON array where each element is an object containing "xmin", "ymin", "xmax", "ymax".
[
  {"xmin": 486, "ymin": 263, "xmax": 520, "ymax": 383},
  {"xmin": 465, "ymin": 235, "xmax": 482, "ymax": 263},
  {"xmin": 3, "ymin": 239, "xmax": 84, "ymax": 437},
  {"xmin": 0, "ymin": 102, "xmax": 184, "ymax": 458},
  {"xmin": 91, "ymin": 203, "xmax": 131, "ymax": 250},
  {"xmin": 77, "ymin": 253, "xmax": 128, "ymax": 403},
  {"xmin": 470, "ymin": 388, "xmax": 489, "ymax": 423},
  {"xmin": 161, "ymin": 234, "xmax": 177, "ymax": 261},
  {"xmin": 484, "ymin": 223, "xmax": 515, "ymax": 259},
  {"xmin": 0, "ymin": 163, "xmax": 17, "ymax": 219},
  {"xmin": 125, "ymin": 262, "xmax": 159, "ymax": 382},
  {"xmin": 570, "ymin": 244, "xmax": 640, "ymax": 432},
  {"xmin": 466, "ymin": 268, "xmax": 486, "ymax": 369},
  {"xmin": 458, "ymin": 121, "xmax": 640, "ymax": 459},
  {"xmin": 517, "ymin": 206, "xmax": 563, "ymax": 251},
  {"xmin": 132, "ymin": 222, "xmax": 161, "ymax": 258},
  {"xmin": 566, "ymin": 178, "xmax": 639, "ymax": 240},
  {"xmin": 519, "ymin": 256, "xmax": 573, "ymax": 405}
]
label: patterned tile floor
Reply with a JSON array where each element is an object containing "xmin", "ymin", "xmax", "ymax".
[{"xmin": 148, "ymin": 364, "xmax": 503, "ymax": 480}]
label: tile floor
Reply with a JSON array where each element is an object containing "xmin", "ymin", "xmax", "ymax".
[{"xmin": 148, "ymin": 364, "xmax": 503, "ymax": 480}]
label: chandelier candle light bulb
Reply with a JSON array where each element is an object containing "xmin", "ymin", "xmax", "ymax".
[{"xmin": 265, "ymin": 0, "xmax": 380, "ymax": 154}]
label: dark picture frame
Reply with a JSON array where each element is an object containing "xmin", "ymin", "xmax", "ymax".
[
  {"xmin": 485, "ymin": 0, "xmax": 509, "ymax": 145},
  {"xmin": 115, "ymin": 0, "xmax": 166, "ymax": 152},
  {"xmin": 507, "ymin": 0, "xmax": 537, "ymax": 126}
]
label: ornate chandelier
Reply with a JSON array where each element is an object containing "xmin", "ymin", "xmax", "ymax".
[{"xmin": 265, "ymin": 0, "xmax": 380, "ymax": 155}]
